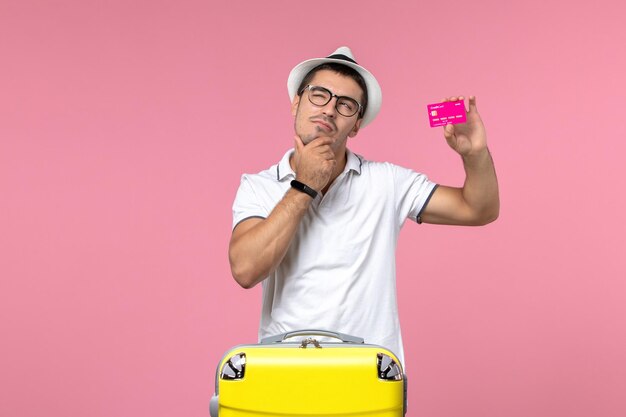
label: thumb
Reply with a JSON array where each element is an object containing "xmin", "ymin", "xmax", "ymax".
[
  {"xmin": 468, "ymin": 96, "xmax": 478, "ymax": 113},
  {"xmin": 443, "ymin": 123, "xmax": 455, "ymax": 140}
]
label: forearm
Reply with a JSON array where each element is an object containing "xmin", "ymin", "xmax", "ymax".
[
  {"xmin": 229, "ymin": 188, "xmax": 312, "ymax": 288},
  {"xmin": 460, "ymin": 148, "xmax": 500, "ymax": 224}
]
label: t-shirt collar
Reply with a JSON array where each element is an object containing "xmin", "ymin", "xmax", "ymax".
[{"xmin": 276, "ymin": 148, "xmax": 362, "ymax": 181}]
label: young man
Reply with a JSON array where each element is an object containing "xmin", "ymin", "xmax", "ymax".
[{"xmin": 228, "ymin": 46, "xmax": 499, "ymax": 365}]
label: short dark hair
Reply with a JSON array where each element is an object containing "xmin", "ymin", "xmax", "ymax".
[{"xmin": 296, "ymin": 63, "xmax": 368, "ymax": 118}]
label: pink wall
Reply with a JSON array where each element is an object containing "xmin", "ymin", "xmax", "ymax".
[{"xmin": 1, "ymin": 1, "xmax": 625, "ymax": 416}]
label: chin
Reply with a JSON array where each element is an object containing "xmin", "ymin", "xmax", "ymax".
[
  {"xmin": 296, "ymin": 129, "xmax": 319, "ymax": 144},
  {"xmin": 298, "ymin": 134, "xmax": 314, "ymax": 144}
]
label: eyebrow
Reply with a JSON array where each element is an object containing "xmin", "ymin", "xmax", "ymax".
[{"xmin": 314, "ymin": 85, "xmax": 361, "ymax": 104}]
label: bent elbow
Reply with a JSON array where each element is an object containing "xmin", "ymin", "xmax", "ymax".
[
  {"xmin": 476, "ymin": 206, "xmax": 499, "ymax": 225},
  {"xmin": 236, "ymin": 277, "xmax": 257, "ymax": 290},
  {"xmin": 229, "ymin": 256, "xmax": 267, "ymax": 289},
  {"xmin": 229, "ymin": 245, "xmax": 257, "ymax": 289},
  {"xmin": 230, "ymin": 265, "xmax": 259, "ymax": 289}
]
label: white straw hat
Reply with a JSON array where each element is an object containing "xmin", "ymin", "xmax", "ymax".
[{"xmin": 287, "ymin": 46, "xmax": 382, "ymax": 128}]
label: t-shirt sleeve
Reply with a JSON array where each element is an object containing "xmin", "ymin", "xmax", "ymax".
[
  {"xmin": 392, "ymin": 164, "xmax": 438, "ymax": 224},
  {"xmin": 232, "ymin": 174, "xmax": 269, "ymax": 230}
]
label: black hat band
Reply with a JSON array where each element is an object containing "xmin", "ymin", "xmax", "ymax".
[{"xmin": 326, "ymin": 54, "xmax": 358, "ymax": 65}]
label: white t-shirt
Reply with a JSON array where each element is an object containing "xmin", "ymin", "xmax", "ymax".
[{"xmin": 232, "ymin": 149, "xmax": 437, "ymax": 366}]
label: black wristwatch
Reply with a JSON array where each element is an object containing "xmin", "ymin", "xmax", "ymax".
[{"xmin": 290, "ymin": 180, "xmax": 318, "ymax": 199}]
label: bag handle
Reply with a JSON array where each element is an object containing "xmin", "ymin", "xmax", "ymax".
[{"xmin": 260, "ymin": 329, "xmax": 364, "ymax": 344}]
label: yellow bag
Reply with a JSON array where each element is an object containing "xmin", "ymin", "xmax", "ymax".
[{"xmin": 210, "ymin": 330, "xmax": 406, "ymax": 417}]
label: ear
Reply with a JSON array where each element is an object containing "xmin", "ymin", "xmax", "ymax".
[
  {"xmin": 291, "ymin": 95, "xmax": 301, "ymax": 117},
  {"xmin": 348, "ymin": 118, "xmax": 362, "ymax": 138}
]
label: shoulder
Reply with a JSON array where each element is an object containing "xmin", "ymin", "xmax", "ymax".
[
  {"xmin": 236, "ymin": 167, "xmax": 285, "ymax": 203},
  {"xmin": 239, "ymin": 148, "xmax": 293, "ymax": 187},
  {"xmin": 240, "ymin": 164, "xmax": 279, "ymax": 183},
  {"xmin": 351, "ymin": 152, "xmax": 435, "ymax": 195},
  {"xmin": 354, "ymin": 154, "xmax": 420, "ymax": 178}
]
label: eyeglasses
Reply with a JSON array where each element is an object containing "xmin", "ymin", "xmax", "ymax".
[{"xmin": 300, "ymin": 85, "xmax": 363, "ymax": 118}]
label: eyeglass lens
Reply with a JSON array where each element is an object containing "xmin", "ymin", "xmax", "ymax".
[{"xmin": 306, "ymin": 86, "xmax": 360, "ymax": 117}]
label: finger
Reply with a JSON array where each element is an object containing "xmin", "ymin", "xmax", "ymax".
[
  {"xmin": 468, "ymin": 96, "xmax": 477, "ymax": 112},
  {"xmin": 310, "ymin": 136, "xmax": 334, "ymax": 147},
  {"xmin": 448, "ymin": 95, "xmax": 467, "ymax": 111},
  {"xmin": 322, "ymin": 149, "xmax": 336, "ymax": 160},
  {"xmin": 315, "ymin": 144, "xmax": 334, "ymax": 158}
]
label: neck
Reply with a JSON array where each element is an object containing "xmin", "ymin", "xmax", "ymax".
[{"xmin": 321, "ymin": 147, "xmax": 347, "ymax": 195}]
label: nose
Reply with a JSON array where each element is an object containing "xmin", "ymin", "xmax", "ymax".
[{"xmin": 321, "ymin": 97, "xmax": 338, "ymax": 118}]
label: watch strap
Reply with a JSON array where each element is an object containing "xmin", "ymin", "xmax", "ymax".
[{"xmin": 290, "ymin": 180, "xmax": 318, "ymax": 199}]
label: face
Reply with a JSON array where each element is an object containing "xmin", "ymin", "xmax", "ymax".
[{"xmin": 291, "ymin": 69, "xmax": 364, "ymax": 148}]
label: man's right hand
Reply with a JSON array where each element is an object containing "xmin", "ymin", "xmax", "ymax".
[
  {"xmin": 229, "ymin": 135, "xmax": 338, "ymax": 289},
  {"xmin": 292, "ymin": 135, "xmax": 336, "ymax": 193}
]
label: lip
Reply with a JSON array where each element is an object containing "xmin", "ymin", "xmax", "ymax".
[{"xmin": 312, "ymin": 119, "xmax": 334, "ymax": 132}]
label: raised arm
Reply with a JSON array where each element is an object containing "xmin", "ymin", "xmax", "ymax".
[
  {"xmin": 420, "ymin": 96, "xmax": 500, "ymax": 226},
  {"xmin": 229, "ymin": 190, "xmax": 312, "ymax": 288},
  {"xmin": 229, "ymin": 136, "xmax": 337, "ymax": 288}
]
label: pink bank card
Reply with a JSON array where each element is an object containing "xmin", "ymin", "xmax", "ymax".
[{"xmin": 427, "ymin": 100, "xmax": 467, "ymax": 127}]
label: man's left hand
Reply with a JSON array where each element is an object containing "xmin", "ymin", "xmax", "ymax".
[{"xmin": 442, "ymin": 96, "xmax": 487, "ymax": 157}]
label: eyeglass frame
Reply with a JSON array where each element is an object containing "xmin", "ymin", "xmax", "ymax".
[{"xmin": 299, "ymin": 84, "xmax": 364, "ymax": 118}]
